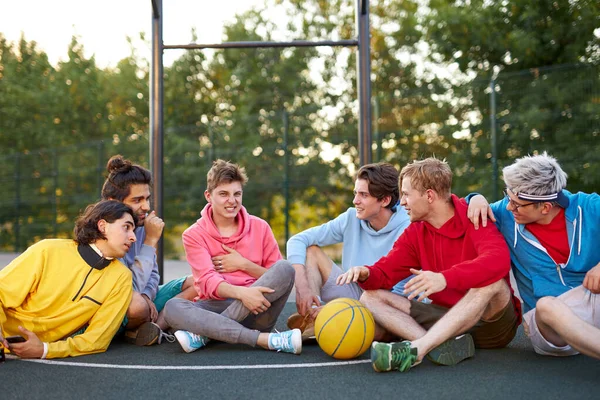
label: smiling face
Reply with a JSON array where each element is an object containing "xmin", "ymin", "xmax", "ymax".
[
  {"xmin": 120, "ymin": 184, "xmax": 151, "ymax": 226},
  {"xmin": 353, "ymin": 178, "xmax": 389, "ymax": 222},
  {"xmin": 98, "ymin": 213, "xmax": 137, "ymax": 258},
  {"xmin": 400, "ymin": 177, "xmax": 430, "ymax": 222},
  {"xmin": 205, "ymin": 181, "xmax": 243, "ymax": 223},
  {"xmin": 504, "ymin": 188, "xmax": 544, "ymax": 224}
]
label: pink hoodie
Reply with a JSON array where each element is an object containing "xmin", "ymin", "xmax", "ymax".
[{"xmin": 182, "ymin": 203, "xmax": 282, "ymax": 300}]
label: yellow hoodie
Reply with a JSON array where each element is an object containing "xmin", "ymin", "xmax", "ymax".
[{"xmin": 0, "ymin": 239, "xmax": 132, "ymax": 358}]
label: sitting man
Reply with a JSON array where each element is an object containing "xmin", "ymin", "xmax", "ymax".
[
  {"xmin": 164, "ymin": 160, "xmax": 301, "ymax": 355},
  {"xmin": 0, "ymin": 200, "xmax": 135, "ymax": 359},
  {"xmin": 468, "ymin": 152, "xmax": 600, "ymax": 359},
  {"xmin": 337, "ymin": 157, "xmax": 521, "ymax": 372},
  {"xmin": 101, "ymin": 155, "xmax": 196, "ymax": 345},
  {"xmin": 286, "ymin": 162, "xmax": 410, "ymax": 337}
]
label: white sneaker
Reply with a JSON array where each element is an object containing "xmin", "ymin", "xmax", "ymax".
[
  {"xmin": 268, "ymin": 329, "xmax": 302, "ymax": 355},
  {"xmin": 174, "ymin": 330, "xmax": 209, "ymax": 353}
]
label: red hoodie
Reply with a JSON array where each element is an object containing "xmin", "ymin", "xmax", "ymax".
[
  {"xmin": 360, "ymin": 195, "xmax": 521, "ymax": 318},
  {"xmin": 182, "ymin": 204, "xmax": 282, "ymax": 300}
]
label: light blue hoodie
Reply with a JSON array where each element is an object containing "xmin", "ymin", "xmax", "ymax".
[
  {"xmin": 286, "ymin": 207, "xmax": 410, "ymax": 271},
  {"xmin": 486, "ymin": 190, "xmax": 600, "ymax": 313}
]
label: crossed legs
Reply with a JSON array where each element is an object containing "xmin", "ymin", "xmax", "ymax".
[
  {"xmin": 531, "ymin": 290, "xmax": 600, "ymax": 359},
  {"xmin": 361, "ymin": 278, "xmax": 513, "ymax": 361}
]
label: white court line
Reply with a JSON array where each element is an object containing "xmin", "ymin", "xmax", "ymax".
[{"xmin": 12, "ymin": 355, "xmax": 371, "ymax": 370}]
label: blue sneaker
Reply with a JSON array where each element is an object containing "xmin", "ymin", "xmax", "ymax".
[
  {"xmin": 268, "ymin": 329, "xmax": 302, "ymax": 354},
  {"xmin": 174, "ymin": 330, "xmax": 209, "ymax": 353}
]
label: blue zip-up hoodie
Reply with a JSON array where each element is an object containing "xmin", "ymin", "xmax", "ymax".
[
  {"xmin": 286, "ymin": 207, "xmax": 410, "ymax": 271},
  {"xmin": 485, "ymin": 190, "xmax": 600, "ymax": 313}
]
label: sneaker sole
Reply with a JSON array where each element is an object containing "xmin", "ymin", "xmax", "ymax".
[
  {"xmin": 174, "ymin": 331, "xmax": 199, "ymax": 353},
  {"xmin": 291, "ymin": 329, "xmax": 303, "ymax": 355},
  {"xmin": 370, "ymin": 342, "xmax": 392, "ymax": 372},
  {"xmin": 130, "ymin": 322, "xmax": 161, "ymax": 346},
  {"xmin": 426, "ymin": 334, "xmax": 475, "ymax": 366}
]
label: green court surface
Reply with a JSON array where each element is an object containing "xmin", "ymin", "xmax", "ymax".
[{"xmin": 2, "ymin": 304, "xmax": 599, "ymax": 400}]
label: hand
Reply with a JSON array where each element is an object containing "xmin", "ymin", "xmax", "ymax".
[
  {"xmin": 239, "ymin": 286, "xmax": 275, "ymax": 315},
  {"xmin": 143, "ymin": 211, "xmax": 165, "ymax": 247},
  {"xmin": 308, "ymin": 305, "xmax": 323, "ymax": 321},
  {"xmin": 142, "ymin": 294, "xmax": 158, "ymax": 322},
  {"xmin": 212, "ymin": 244, "xmax": 247, "ymax": 273},
  {"xmin": 336, "ymin": 266, "xmax": 370, "ymax": 285},
  {"xmin": 8, "ymin": 326, "xmax": 44, "ymax": 359},
  {"xmin": 404, "ymin": 268, "xmax": 446, "ymax": 302},
  {"xmin": 295, "ymin": 284, "xmax": 321, "ymax": 317},
  {"xmin": 583, "ymin": 262, "xmax": 600, "ymax": 294},
  {"xmin": 467, "ymin": 195, "xmax": 496, "ymax": 230}
]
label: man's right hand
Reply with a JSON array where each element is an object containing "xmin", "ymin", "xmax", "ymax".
[
  {"xmin": 336, "ymin": 266, "xmax": 370, "ymax": 285},
  {"xmin": 467, "ymin": 194, "xmax": 496, "ymax": 230},
  {"xmin": 144, "ymin": 211, "xmax": 164, "ymax": 247},
  {"xmin": 295, "ymin": 285, "xmax": 321, "ymax": 317},
  {"xmin": 239, "ymin": 286, "xmax": 274, "ymax": 315}
]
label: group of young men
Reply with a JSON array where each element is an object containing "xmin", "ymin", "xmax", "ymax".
[{"xmin": 1, "ymin": 152, "xmax": 598, "ymax": 373}]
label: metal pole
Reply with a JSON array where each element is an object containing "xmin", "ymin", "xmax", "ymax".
[
  {"xmin": 283, "ymin": 111, "xmax": 290, "ymax": 244},
  {"xmin": 356, "ymin": 0, "xmax": 372, "ymax": 166},
  {"xmin": 374, "ymin": 95, "xmax": 381, "ymax": 161},
  {"xmin": 490, "ymin": 77, "xmax": 498, "ymax": 200},
  {"xmin": 150, "ymin": 0, "xmax": 164, "ymax": 283},
  {"xmin": 164, "ymin": 39, "xmax": 357, "ymax": 50}
]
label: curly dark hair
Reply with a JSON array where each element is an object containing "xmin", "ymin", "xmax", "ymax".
[
  {"xmin": 356, "ymin": 162, "xmax": 400, "ymax": 209},
  {"xmin": 74, "ymin": 200, "xmax": 137, "ymax": 245},
  {"xmin": 101, "ymin": 155, "xmax": 152, "ymax": 201}
]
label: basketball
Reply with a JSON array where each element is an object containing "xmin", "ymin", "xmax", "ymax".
[{"xmin": 314, "ymin": 297, "xmax": 375, "ymax": 360}]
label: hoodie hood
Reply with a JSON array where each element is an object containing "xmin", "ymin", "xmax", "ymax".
[
  {"xmin": 358, "ymin": 206, "xmax": 411, "ymax": 237},
  {"xmin": 198, "ymin": 203, "xmax": 250, "ymax": 244},
  {"xmin": 422, "ymin": 194, "xmax": 468, "ymax": 239}
]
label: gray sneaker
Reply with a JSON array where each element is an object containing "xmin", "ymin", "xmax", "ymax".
[
  {"xmin": 426, "ymin": 334, "xmax": 475, "ymax": 366},
  {"xmin": 125, "ymin": 322, "xmax": 175, "ymax": 346}
]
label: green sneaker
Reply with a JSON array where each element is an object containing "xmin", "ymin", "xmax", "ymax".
[
  {"xmin": 371, "ymin": 341, "xmax": 419, "ymax": 373},
  {"xmin": 426, "ymin": 334, "xmax": 475, "ymax": 366}
]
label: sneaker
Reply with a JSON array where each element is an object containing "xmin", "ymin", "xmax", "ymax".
[
  {"xmin": 125, "ymin": 322, "xmax": 161, "ymax": 346},
  {"xmin": 286, "ymin": 313, "xmax": 315, "ymax": 341},
  {"xmin": 268, "ymin": 329, "xmax": 302, "ymax": 354},
  {"xmin": 426, "ymin": 334, "xmax": 475, "ymax": 366},
  {"xmin": 174, "ymin": 330, "xmax": 209, "ymax": 353},
  {"xmin": 371, "ymin": 341, "xmax": 420, "ymax": 372}
]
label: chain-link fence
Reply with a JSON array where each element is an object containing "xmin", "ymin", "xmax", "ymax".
[{"xmin": 1, "ymin": 63, "xmax": 598, "ymax": 256}]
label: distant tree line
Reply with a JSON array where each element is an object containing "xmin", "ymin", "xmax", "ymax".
[{"xmin": 1, "ymin": 0, "xmax": 598, "ymax": 255}]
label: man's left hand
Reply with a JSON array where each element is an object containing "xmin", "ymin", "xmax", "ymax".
[
  {"xmin": 583, "ymin": 262, "xmax": 600, "ymax": 294},
  {"xmin": 8, "ymin": 326, "xmax": 44, "ymax": 359},
  {"xmin": 404, "ymin": 268, "xmax": 447, "ymax": 302}
]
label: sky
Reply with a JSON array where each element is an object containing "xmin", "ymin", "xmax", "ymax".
[{"xmin": 0, "ymin": 0, "xmax": 267, "ymax": 68}]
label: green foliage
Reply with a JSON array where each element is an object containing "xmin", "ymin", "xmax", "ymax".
[{"xmin": 0, "ymin": 0, "xmax": 598, "ymax": 255}]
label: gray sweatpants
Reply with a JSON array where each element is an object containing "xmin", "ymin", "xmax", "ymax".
[{"xmin": 164, "ymin": 260, "xmax": 295, "ymax": 347}]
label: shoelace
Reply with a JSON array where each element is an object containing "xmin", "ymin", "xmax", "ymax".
[
  {"xmin": 270, "ymin": 330, "xmax": 292, "ymax": 352},
  {"xmin": 391, "ymin": 342, "xmax": 416, "ymax": 372},
  {"xmin": 160, "ymin": 331, "xmax": 176, "ymax": 344},
  {"xmin": 188, "ymin": 332, "xmax": 207, "ymax": 346}
]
